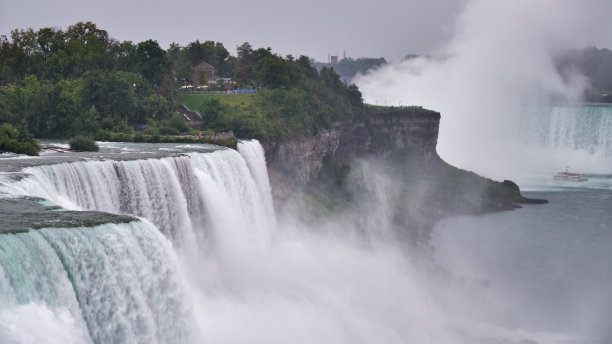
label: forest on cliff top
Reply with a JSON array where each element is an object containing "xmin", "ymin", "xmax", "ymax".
[{"xmin": 1, "ymin": 21, "xmax": 421, "ymax": 155}]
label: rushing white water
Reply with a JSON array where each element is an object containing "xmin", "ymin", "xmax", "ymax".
[
  {"xmin": 480, "ymin": 105, "xmax": 612, "ymax": 189},
  {"xmin": 520, "ymin": 105, "xmax": 612, "ymax": 171},
  {"xmin": 3, "ymin": 156, "xmax": 203, "ymax": 249},
  {"xmin": 0, "ymin": 221, "xmax": 195, "ymax": 344},
  {"xmin": 3, "ymin": 139, "xmax": 595, "ymax": 343},
  {"xmin": 237, "ymin": 139, "xmax": 276, "ymax": 227},
  {"xmin": 0, "ymin": 141, "xmax": 461, "ymax": 343},
  {"xmin": 526, "ymin": 106, "xmax": 612, "ymax": 156}
]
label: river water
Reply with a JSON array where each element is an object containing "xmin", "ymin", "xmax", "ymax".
[
  {"xmin": 429, "ymin": 105, "xmax": 612, "ymax": 343},
  {"xmin": 432, "ymin": 175, "xmax": 612, "ymax": 343}
]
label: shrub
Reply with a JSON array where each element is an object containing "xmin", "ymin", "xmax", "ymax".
[
  {"xmin": 94, "ymin": 129, "xmax": 111, "ymax": 141},
  {"xmin": 68, "ymin": 135, "xmax": 99, "ymax": 151},
  {"xmin": 109, "ymin": 132, "xmax": 134, "ymax": 142},
  {"xmin": 159, "ymin": 126, "xmax": 180, "ymax": 135},
  {"xmin": 0, "ymin": 123, "xmax": 40, "ymax": 156}
]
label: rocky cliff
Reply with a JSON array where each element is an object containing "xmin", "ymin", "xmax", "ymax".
[
  {"xmin": 262, "ymin": 107, "xmax": 545, "ymax": 244},
  {"xmin": 263, "ymin": 108, "xmax": 440, "ymax": 202}
]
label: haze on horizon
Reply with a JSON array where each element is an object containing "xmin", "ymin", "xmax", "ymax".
[{"xmin": 1, "ymin": 0, "xmax": 464, "ymax": 61}]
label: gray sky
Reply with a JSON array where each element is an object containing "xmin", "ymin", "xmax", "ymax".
[{"xmin": 0, "ymin": 0, "xmax": 463, "ymax": 61}]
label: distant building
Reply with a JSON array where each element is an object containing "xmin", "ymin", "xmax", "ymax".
[
  {"xmin": 330, "ymin": 55, "xmax": 339, "ymax": 64},
  {"xmin": 192, "ymin": 61, "xmax": 215, "ymax": 85},
  {"xmin": 177, "ymin": 104, "xmax": 203, "ymax": 128}
]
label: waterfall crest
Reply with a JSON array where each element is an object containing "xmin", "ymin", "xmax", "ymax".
[
  {"xmin": 5, "ymin": 157, "xmax": 199, "ymax": 244},
  {"xmin": 3, "ymin": 141, "xmax": 275, "ymax": 247}
]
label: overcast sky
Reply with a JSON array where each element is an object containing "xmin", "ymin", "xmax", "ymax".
[{"xmin": 1, "ymin": 0, "xmax": 465, "ymax": 61}]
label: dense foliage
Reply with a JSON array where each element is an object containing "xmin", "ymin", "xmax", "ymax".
[
  {"xmin": 313, "ymin": 57, "xmax": 387, "ymax": 83},
  {"xmin": 0, "ymin": 21, "xmax": 389, "ymax": 150},
  {"xmin": 68, "ymin": 135, "xmax": 99, "ymax": 151},
  {"xmin": 0, "ymin": 122, "xmax": 39, "ymax": 155}
]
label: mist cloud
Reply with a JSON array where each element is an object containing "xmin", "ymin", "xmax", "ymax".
[{"xmin": 356, "ymin": 0, "xmax": 612, "ymax": 181}]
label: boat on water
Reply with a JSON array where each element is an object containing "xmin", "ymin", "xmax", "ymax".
[{"xmin": 553, "ymin": 167, "xmax": 588, "ymax": 182}]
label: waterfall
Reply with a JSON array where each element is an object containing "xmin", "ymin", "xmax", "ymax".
[
  {"xmin": 0, "ymin": 220, "xmax": 195, "ymax": 344},
  {"xmin": 4, "ymin": 156, "xmax": 202, "ymax": 247},
  {"xmin": 506, "ymin": 104, "xmax": 612, "ymax": 182},
  {"xmin": 435, "ymin": 104, "xmax": 612, "ymax": 183},
  {"xmin": 0, "ymin": 141, "xmax": 276, "ymax": 343},
  {"xmin": 238, "ymin": 139, "xmax": 276, "ymax": 227},
  {"xmin": 3, "ymin": 142, "xmax": 275, "ymax": 247},
  {"xmin": 187, "ymin": 145, "xmax": 275, "ymax": 256},
  {"xmin": 0, "ymin": 140, "xmax": 469, "ymax": 343},
  {"xmin": 523, "ymin": 105, "xmax": 612, "ymax": 159}
]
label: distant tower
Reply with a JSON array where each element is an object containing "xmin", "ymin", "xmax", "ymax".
[
  {"xmin": 343, "ymin": 50, "xmax": 346, "ymax": 60},
  {"xmin": 331, "ymin": 52, "xmax": 338, "ymax": 64}
]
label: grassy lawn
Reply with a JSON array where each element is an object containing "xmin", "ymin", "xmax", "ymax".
[{"xmin": 178, "ymin": 93, "xmax": 256, "ymax": 110}]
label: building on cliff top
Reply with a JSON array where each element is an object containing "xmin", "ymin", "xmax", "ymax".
[{"xmin": 192, "ymin": 61, "xmax": 215, "ymax": 85}]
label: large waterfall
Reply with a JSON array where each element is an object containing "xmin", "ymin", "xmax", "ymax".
[
  {"xmin": 434, "ymin": 104, "xmax": 612, "ymax": 186},
  {"xmin": 0, "ymin": 140, "xmax": 462, "ymax": 343},
  {"xmin": 504, "ymin": 105, "xmax": 612, "ymax": 188},
  {"xmin": 2, "ymin": 139, "xmax": 589, "ymax": 343},
  {"xmin": 0, "ymin": 141, "xmax": 279, "ymax": 343},
  {"xmin": 524, "ymin": 106, "xmax": 612, "ymax": 157}
]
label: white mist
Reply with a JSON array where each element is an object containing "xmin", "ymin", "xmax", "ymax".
[{"xmin": 356, "ymin": 0, "xmax": 612, "ymax": 182}]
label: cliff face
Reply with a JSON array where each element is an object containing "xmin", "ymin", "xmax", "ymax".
[
  {"xmin": 263, "ymin": 110, "xmax": 440, "ymax": 202},
  {"xmin": 262, "ymin": 108, "xmax": 544, "ymax": 244}
]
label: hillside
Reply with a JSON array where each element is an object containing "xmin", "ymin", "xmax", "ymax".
[{"xmin": 0, "ymin": 21, "xmax": 371, "ymax": 153}]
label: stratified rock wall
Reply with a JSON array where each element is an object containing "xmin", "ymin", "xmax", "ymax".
[{"xmin": 263, "ymin": 111, "xmax": 440, "ymax": 203}]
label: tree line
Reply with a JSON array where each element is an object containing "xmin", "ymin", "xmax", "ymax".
[
  {"xmin": 313, "ymin": 57, "xmax": 387, "ymax": 83},
  {"xmin": 0, "ymin": 21, "xmax": 373, "ymax": 154}
]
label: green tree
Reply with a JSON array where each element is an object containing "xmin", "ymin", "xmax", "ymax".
[
  {"xmin": 76, "ymin": 105, "xmax": 101, "ymax": 134},
  {"xmin": 199, "ymin": 98, "xmax": 226, "ymax": 128},
  {"xmin": 196, "ymin": 68, "xmax": 208, "ymax": 87},
  {"xmin": 347, "ymin": 83, "xmax": 363, "ymax": 107},
  {"xmin": 65, "ymin": 21, "xmax": 109, "ymax": 45},
  {"xmin": 0, "ymin": 122, "xmax": 39, "ymax": 155},
  {"xmin": 258, "ymin": 56, "xmax": 290, "ymax": 89},
  {"xmin": 109, "ymin": 40, "xmax": 137, "ymax": 72},
  {"xmin": 0, "ymin": 35, "xmax": 27, "ymax": 84},
  {"xmin": 176, "ymin": 61, "xmax": 193, "ymax": 86},
  {"xmin": 161, "ymin": 113, "xmax": 188, "ymax": 133},
  {"xmin": 63, "ymin": 21, "xmax": 111, "ymax": 75},
  {"xmin": 36, "ymin": 27, "xmax": 65, "ymax": 60},
  {"xmin": 136, "ymin": 39, "xmax": 170, "ymax": 88},
  {"xmin": 10, "ymin": 28, "xmax": 37, "ymax": 57},
  {"xmin": 47, "ymin": 78, "xmax": 79, "ymax": 137},
  {"xmin": 143, "ymin": 94, "xmax": 172, "ymax": 122},
  {"xmin": 185, "ymin": 40, "xmax": 230, "ymax": 74},
  {"xmin": 78, "ymin": 70, "xmax": 152, "ymax": 125},
  {"xmin": 1, "ymin": 75, "xmax": 53, "ymax": 135}
]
